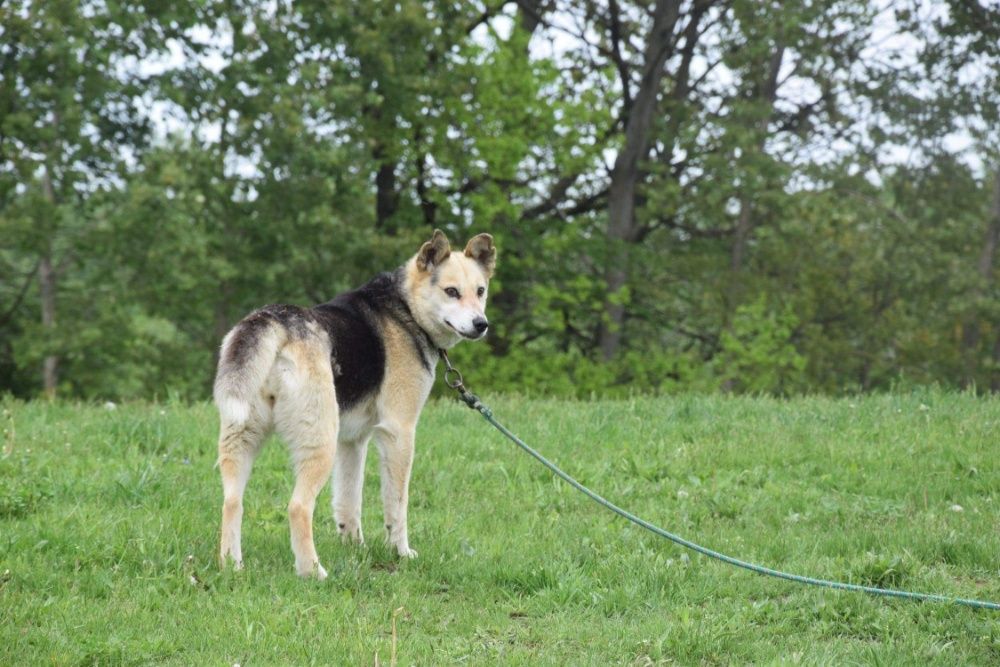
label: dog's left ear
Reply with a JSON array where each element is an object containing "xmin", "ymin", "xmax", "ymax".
[
  {"xmin": 464, "ymin": 233, "xmax": 496, "ymax": 278},
  {"xmin": 416, "ymin": 229, "xmax": 451, "ymax": 272}
]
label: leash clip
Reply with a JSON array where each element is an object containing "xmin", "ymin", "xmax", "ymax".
[
  {"xmin": 440, "ymin": 349, "xmax": 465, "ymax": 389},
  {"xmin": 444, "ymin": 366, "xmax": 464, "ymax": 390},
  {"xmin": 439, "ymin": 349, "xmax": 491, "ymax": 417}
]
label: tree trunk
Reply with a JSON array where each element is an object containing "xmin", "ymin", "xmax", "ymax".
[
  {"xmin": 415, "ymin": 153, "xmax": 437, "ymax": 229},
  {"xmin": 600, "ymin": 254, "xmax": 630, "ymax": 360},
  {"xmin": 515, "ymin": 0, "xmax": 550, "ymax": 35},
  {"xmin": 598, "ymin": 0, "xmax": 682, "ymax": 360},
  {"xmin": 728, "ymin": 43, "xmax": 785, "ymax": 285},
  {"xmin": 730, "ymin": 199, "xmax": 754, "ymax": 274},
  {"xmin": 374, "ymin": 157, "xmax": 399, "ymax": 231}
]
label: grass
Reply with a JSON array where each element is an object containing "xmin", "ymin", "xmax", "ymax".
[{"xmin": 1, "ymin": 390, "xmax": 999, "ymax": 665}]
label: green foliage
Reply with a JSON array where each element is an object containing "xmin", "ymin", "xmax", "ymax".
[
  {"xmin": 715, "ymin": 296, "xmax": 807, "ymax": 395},
  {"xmin": 448, "ymin": 341, "xmax": 715, "ymax": 399},
  {"xmin": 1, "ymin": 1, "xmax": 999, "ymax": 399}
]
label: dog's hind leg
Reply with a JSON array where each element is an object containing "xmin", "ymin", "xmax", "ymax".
[
  {"xmin": 286, "ymin": 444, "xmax": 335, "ymax": 578},
  {"xmin": 218, "ymin": 418, "xmax": 268, "ymax": 570},
  {"xmin": 273, "ymin": 339, "xmax": 338, "ymax": 579},
  {"xmin": 333, "ymin": 435, "xmax": 369, "ymax": 544}
]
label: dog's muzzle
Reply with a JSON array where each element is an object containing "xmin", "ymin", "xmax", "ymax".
[{"xmin": 446, "ymin": 318, "xmax": 489, "ymax": 340}]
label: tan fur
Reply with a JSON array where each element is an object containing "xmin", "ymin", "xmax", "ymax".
[
  {"xmin": 404, "ymin": 239, "xmax": 493, "ymax": 347},
  {"xmin": 214, "ymin": 230, "xmax": 494, "ymax": 578},
  {"xmin": 217, "ymin": 326, "xmax": 339, "ymax": 578},
  {"xmin": 373, "ymin": 319, "xmax": 436, "ymax": 556},
  {"xmin": 464, "ymin": 233, "xmax": 496, "ymax": 277},
  {"xmin": 214, "ymin": 322, "xmax": 288, "ymax": 425},
  {"xmin": 415, "ymin": 229, "xmax": 451, "ymax": 272}
]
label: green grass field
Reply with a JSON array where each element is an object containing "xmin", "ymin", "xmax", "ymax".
[{"xmin": 1, "ymin": 392, "xmax": 999, "ymax": 665}]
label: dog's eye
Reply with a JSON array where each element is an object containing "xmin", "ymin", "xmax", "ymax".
[
  {"xmin": 477, "ymin": 287, "xmax": 485, "ymax": 298},
  {"xmin": 444, "ymin": 287, "xmax": 460, "ymax": 299}
]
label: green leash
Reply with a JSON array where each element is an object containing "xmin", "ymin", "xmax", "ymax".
[{"xmin": 439, "ymin": 351, "xmax": 1000, "ymax": 612}]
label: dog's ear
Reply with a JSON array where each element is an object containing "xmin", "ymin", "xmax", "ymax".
[
  {"xmin": 416, "ymin": 229, "xmax": 451, "ymax": 272},
  {"xmin": 464, "ymin": 233, "xmax": 496, "ymax": 277}
]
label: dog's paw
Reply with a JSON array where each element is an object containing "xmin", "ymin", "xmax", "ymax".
[
  {"xmin": 396, "ymin": 546, "xmax": 418, "ymax": 559},
  {"xmin": 336, "ymin": 520, "xmax": 364, "ymax": 545},
  {"xmin": 340, "ymin": 532, "xmax": 365, "ymax": 545},
  {"xmin": 296, "ymin": 560, "xmax": 328, "ymax": 580},
  {"xmin": 219, "ymin": 553, "xmax": 244, "ymax": 571}
]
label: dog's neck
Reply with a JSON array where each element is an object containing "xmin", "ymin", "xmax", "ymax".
[{"xmin": 396, "ymin": 293, "xmax": 440, "ymax": 361}]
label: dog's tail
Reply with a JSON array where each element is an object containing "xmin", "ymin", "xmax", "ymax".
[{"xmin": 213, "ymin": 314, "xmax": 287, "ymax": 425}]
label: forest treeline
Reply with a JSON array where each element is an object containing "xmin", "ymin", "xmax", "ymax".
[{"xmin": 2, "ymin": 0, "xmax": 1000, "ymax": 400}]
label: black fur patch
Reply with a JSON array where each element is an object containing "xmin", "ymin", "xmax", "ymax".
[
  {"xmin": 313, "ymin": 269, "xmax": 434, "ymax": 410},
  {"xmin": 224, "ymin": 312, "xmax": 266, "ymax": 367},
  {"xmin": 313, "ymin": 297, "xmax": 386, "ymax": 411},
  {"xmin": 225, "ymin": 305, "xmax": 315, "ymax": 368}
]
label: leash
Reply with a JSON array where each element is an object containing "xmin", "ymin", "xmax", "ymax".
[{"xmin": 438, "ymin": 350, "xmax": 1000, "ymax": 611}]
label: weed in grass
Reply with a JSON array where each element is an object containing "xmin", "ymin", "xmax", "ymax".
[
  {"xmin": 0, "ymin": 456, "xmax": 52, "ymax": 519},
  {"xmin": 852, "ymin": 553, "xmax": 916, "ymax": 588}
]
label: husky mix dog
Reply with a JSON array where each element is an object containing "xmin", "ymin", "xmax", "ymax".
[{"xmin": 213, "ymin": 230, "xmax": 495, "ymax": 578}]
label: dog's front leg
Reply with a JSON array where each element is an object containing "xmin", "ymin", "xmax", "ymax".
[
  {"xmin": 332, "ymin": 435, "xmax": 369, "ymax": 544},
  {"xmin": 373, "ymin": 421, "xmax": 417, "ymax": 558}
]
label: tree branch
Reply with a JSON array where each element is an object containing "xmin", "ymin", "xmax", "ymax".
[
  {"xmin": 521, "ymin": 173, "xmax": 582, "ymax": 219},
  {"xmin": 465, "ymin": 1, "xmax": 507, "ymax": 36},
  {"xmin": 606, "ymin": 0, "xmax": 634, "ymax": 111}
]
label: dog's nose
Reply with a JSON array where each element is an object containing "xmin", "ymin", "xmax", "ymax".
[{"xmin": 473, "ymin": 317, "xmax": 489, "ymax": 334}]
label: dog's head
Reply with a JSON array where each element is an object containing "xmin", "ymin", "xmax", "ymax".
[{"xmin": 406, "ymin": 229, "xmax": 496, "ymax": 349}]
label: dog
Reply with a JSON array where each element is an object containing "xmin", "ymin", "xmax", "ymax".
[{"xmin": 213, "ymin": 229, "xmax": 495, "ymax": 578}]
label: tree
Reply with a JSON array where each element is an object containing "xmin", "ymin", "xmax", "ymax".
[
  {"xmin": 889, "ymin": 0, "xmax": 1000, "ymax": 388},
  {"xmin": 2, "ymin": 0, "xmax": 999, "ymax": 399},
  {"xmin": 556, "ymin": 0, "xmax": 876, "ymax": 359},
  {"xmin": 0, "ymin": 1, "xmax": 177, "ymax": 396},
  {"xmin": 600, "ymin": 0, "xmax": 684, "ymax": 360}
]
